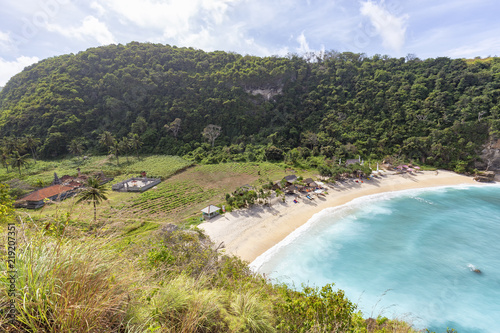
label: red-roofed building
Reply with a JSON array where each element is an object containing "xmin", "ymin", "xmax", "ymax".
[{"xmin": 16, "ymin": 185, "xmax": 77, "ymax": 209}]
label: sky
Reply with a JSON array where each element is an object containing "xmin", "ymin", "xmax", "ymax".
[{"xmin": 1, "ymin": 0, "xmax": 500, "ymax": 86}]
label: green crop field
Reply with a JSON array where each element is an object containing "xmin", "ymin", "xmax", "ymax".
[
  {"xmin": 1, "ymin": 155, "xmax": 193, "ymax": 187},
  {"xmin": 129, "ymin": 180, "xmax": 217, "ymax": 216}
]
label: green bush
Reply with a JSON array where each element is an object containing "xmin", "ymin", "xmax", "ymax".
[{"xmin": 274, "ymin": 283, "xmax": 357, "ymax": 332}]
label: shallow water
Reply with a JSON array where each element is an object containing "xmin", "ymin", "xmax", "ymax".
[{"xmin": 252, "ymin": 185, "xmax": 500, "ymax": 332}]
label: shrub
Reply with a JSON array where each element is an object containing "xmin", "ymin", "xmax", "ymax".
[{"xmin": 274, "ymin": 283, "xmax": 357, "ymax": 332}]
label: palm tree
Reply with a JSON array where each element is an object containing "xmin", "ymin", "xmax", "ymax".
[
  {"xmin": 0, "ymin": 149, "xmax": 11, "ymax": 172},
  {"xmin": 2, "ymin": 136, "xmax": 19, "ymax": 155},
  {"xmin": 99, "ymin": 131, "xmax": 119, "ymax": 164},
  {"xmin": 127, "ymin": 133, "xmax": 143, "ymax": 159},
  {"xmin": 99, "ymin": 131, "xmax": 116, "ymax": 150},
  {"xmin": 11, "ymin": 151, "xmax": 29, "ymax": 175},
  {"xmin": 108, "ymin": 145, "xmax": 121, "ymax": 165},
  {"xmin": 118, "ymin": 137, "xmax": 130, "ymax": 163},
  {"xmin": 68, "ymin": 139, "xmax": 85, "ymax": 160},
  {"xmin": 23, "ymin": 134, "xmax": 41, "ymax": 163},
  {"xmin": 76, "ymin": 176, "xmax": 108, "ymax": 223}
]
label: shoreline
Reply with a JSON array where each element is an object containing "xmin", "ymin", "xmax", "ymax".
[{"xmin": 200, "ymin": 170, "xmax": 485, "ymax": 263}]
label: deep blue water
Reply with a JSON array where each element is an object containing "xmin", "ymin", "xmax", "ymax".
[{"xmin": 251, "ymin": 185, "xmax": 500, "ymax": 333}]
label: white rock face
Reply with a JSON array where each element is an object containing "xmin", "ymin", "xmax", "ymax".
[
  {"xmin": 246, "ymin": 88, "xmax": 282, "ymax": 100},
  {"xmin": 477, "ymin": 138, "xmax": 500, "ymax": 171}
]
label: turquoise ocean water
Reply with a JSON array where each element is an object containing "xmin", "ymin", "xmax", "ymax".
[{"xmin": 251, "ymin": 184, "xmax": 500, "ymax": 332}]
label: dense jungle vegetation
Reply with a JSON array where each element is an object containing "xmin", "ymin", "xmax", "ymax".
[{"xmin": 1, "ymin": 42, "xmax": 499, "ymax": 171}]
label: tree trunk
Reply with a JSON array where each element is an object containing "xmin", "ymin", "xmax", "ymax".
[
  {"xmin": 94, "ymin": 201, "xmax": 97, "ymax": 223},
  {"xmin": 31, "ymin": 148, "xmax": 37, "ymax": 163}
]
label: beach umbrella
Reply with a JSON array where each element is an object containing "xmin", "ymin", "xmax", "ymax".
[
  {"xmin": 414, "ymin": 166, "xmax": 421, "ymax": 169},
  {"xmin": 402, "ymin": 165, "xmax": 409, "ymax": 168},
  {"xmin": 397, "ymin": 165, "xmax": 403, "ymax": 169},
  {"xmin": 407, "ymin": 168, "xmax": 414, "ymax": 172}
]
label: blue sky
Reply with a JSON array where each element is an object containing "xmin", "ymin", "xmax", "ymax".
[{"xmin": 1, "ymin": 0, "xmax": 500, "ymax": 86}]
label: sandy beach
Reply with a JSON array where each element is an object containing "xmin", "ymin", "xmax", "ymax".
[{"xmin": 200, "ymin": 170, "xmax": 481, "ymax": 263}]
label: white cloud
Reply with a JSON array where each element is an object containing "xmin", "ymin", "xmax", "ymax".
[
  {"xmin": 0, "ymin": 56, "xmax": 39, "ymax": 86},
  {"xmin": 90, "ymin": 1, "xmax": 106, "ymax": 16},
  {"xmin": 101, "ymin": 0, "xmax": 239, "ymax": 39},
  {"xmin": 0, "ymin": 31, "xmax": 9, "ymax": 42},
  {"xmin": 360, "ymin": 0, "xmax": 409, "ymax": 52},
  {"xmin": 297, "ymin": 32, "xmax": 311, "ymax": 54},
  {"xmin": 0, "ymin": 30, "xmax": 14, "ymax": 53},
  {"xmin": 446, "ymin": 37, "xmax": 500, "ymax": 58},
  {"xmin": 46, "ymin": 15, "xmax": 116, "ymax": 45}
]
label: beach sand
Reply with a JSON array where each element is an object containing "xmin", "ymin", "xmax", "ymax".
[{"xmin": 200, "ymin": 170, "xmax": 479, "ymax": 263}]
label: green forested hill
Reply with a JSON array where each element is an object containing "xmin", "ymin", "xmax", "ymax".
[{"xmin": 1, "ymin": 42, "xmax": 499, "ymax": 169}]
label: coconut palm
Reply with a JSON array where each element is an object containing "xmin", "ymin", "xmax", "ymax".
[
  {"xmin": 108, "ymin": 144, "xmax": 121, "ymax": 165},
  {"xmin": 76, "ymin": 176, "xmax": 108, "ymax": 223},
  {"xmin": 127, "ymin": 133, "xmax": 143, "ymax": 159},
  {"xmin": 0, "ymin": 149, "xmax": 11, "ymax": 172},
  {"xmin": 23, "ymin": 134, "xmax": 41, "ymax": 163},
  {"xmin": 117, "ymin": 137, "xmax": 130, "ymax": 163},
  {"xmin": 98, "ymin": 131, "xmax": 116, "ymax": 149},
  {"xmin": 1, "ymin": 136, "xmax": 19, "ymax": 155},
  {"xmin": 11, "ymin": 151, "xmax": 29, "ymax": 175},
  {"xmin": 68, "ymin": 139, "xmax": 85, "ymax": 160}
]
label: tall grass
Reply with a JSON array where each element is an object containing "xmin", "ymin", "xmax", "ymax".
[
  {"xmin": 0, "ymin": 228, "xmax": 134, "ymax": 332},
  {"xmin": 228, "ymin": 291, "xmax": 275, "ymax": 332},
  {"xmin": 149, "ymin": 275, "xmax": 223, "ymax": 332}
]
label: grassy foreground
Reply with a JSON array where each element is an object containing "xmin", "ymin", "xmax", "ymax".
[{"xmin": 0, "ymin": 216, "xmax": 420, "ymax": 332}]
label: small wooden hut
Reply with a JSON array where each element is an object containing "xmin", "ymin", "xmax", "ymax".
[{"xmin": 201, "ymin": 205, "xmax": 220, "ymax": 219}]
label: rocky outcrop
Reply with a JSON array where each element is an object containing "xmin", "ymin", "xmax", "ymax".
[
  {"xmin": 245, "ymin": 87, "xmax": 282, "ymax": 100},
  {"xmin": 474, "ymin": 171, "xmax": 496, "ymax": 182},
  {"xmin": 476, "ymin": 138, "xmax": 500, "ymax": 172},
  {"xmin": 160, "ymin": 223, "xmax": 179, "ymax": 235}
]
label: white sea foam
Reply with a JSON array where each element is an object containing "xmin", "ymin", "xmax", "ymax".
[
  {"xmin": 250, "ymin": 183, "xmax": 495, "ymax": 271},
  {"xmin": 252, "ymin": 184, "xmax": 500, "ymax": 333}
]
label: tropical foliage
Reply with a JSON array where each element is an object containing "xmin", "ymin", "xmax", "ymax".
[{"xmin": 1, "ymin": 43, "xmax": 499, "ymax": 171}]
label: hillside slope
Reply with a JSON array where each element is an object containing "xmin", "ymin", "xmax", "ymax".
[{"xmin": 1, "ymin": 43, "xmax": 499, "ymax": 169}]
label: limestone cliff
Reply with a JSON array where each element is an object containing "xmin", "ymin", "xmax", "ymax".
[
  {"xmin": 245, "ymin": 87, "xmax": 282, "ymax": 100},
  {"xmin": 476, "ymin": 138, "xmax": 500, "ymax": 171}
]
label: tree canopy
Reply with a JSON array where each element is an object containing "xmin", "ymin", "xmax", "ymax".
[{"xmin": 1, "ymin": 43, "xmax": 499, "ymax": 170}]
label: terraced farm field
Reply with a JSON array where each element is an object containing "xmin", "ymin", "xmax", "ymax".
[
  {"xmin": 121, "ymin": 161, "xmax": 291, "ymax": 221},
  {"xmin": 130, "ymin": 181, "xmax": 217, "ymax": 216}
]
